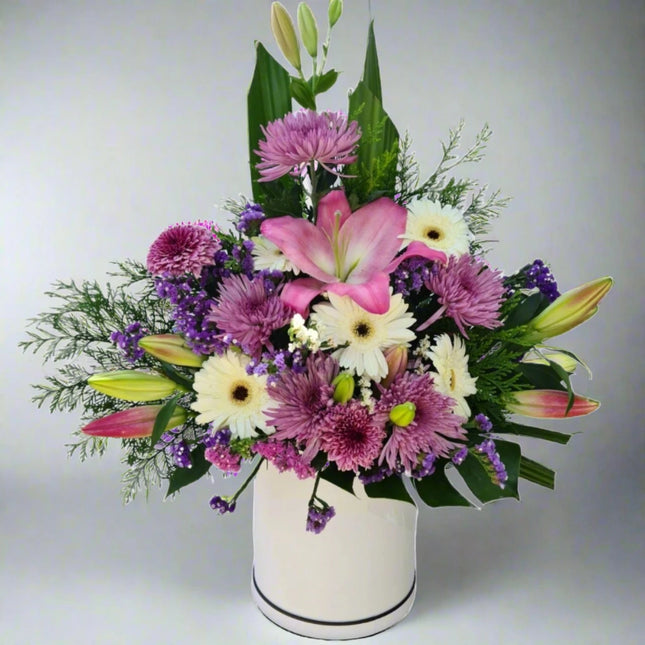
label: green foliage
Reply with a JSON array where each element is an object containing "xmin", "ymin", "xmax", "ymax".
[
  {"xmin": 413, "ymin": 463, "xmax": 472, "ymax": 507},
  {"xmin": 364, "ymin": 474, "xmax": 414, "ymax": 505}
]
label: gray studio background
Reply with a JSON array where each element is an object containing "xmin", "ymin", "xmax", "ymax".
[{"xmin": 2, "ymin": 1, "xmax": 643, "ymax": 643}]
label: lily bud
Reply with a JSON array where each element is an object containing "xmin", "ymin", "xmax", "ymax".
[
  {"xmin": 271, "ymin": 2, "xmax": 301, "ymax": 71},
  {"xmin": 522, "ymin": 276, "xmax": 613, "ymax": 343},
  {"xmin": 88, "ymin": 370, "xmax": 178, "ymax": 402},
  {"xmin": 521, "ymin": 351, "xmax": 578, "ymax": 374},
  {"xmin": 82, "ymin": 405, "xmax": 187, "ymax": 438},
  {"xmin": 328, "ymin": 0, "xmax": 343, "ymax": 27},
  {"xmin": 297, "ymin": 3, "xmax": 318, "ymax": 58},
  {"xmin": 381, "ymin": 345, "xmax": 408, "ymax": 387},
  {"xmin": 332, "ymin": 372, "xmax": 355, "ymax": 403},
  {"xmin": 504, "ymin": 389, "xmax": 599, "ymax": 418},
  {"xmin": 389, "ymin": 402, "xmax": 416, "ymax": 427},
  {"xmin": 138, "ymin": 334, "xmax": 205, "ymax": 368}
]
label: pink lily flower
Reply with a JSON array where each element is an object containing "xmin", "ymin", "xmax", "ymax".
[
  {"xmin": 504, "ymin": 389, "xmax": 600, "ymax": 418},
  {"xmin": 81, "ymin": 405, "xmax": 187, "ymax": 439},
  {"xmin": 260, "ymin": 190, "xmax": 446, "ymax": 314}
]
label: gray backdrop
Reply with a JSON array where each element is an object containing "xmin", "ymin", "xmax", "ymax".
[{"xmin": 2, "ymin": 1, "xmax": 643, "ymax": 643}]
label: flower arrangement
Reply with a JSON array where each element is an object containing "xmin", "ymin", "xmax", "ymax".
[{"xmin": 23, "ymin": 1, "xmax": 612, "ymax": 535}]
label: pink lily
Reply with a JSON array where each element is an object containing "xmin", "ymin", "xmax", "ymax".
[
  {"xmin": 504, "ymin": 389, "xmax": 599, "ymax": 418},
  {"xmin": 81, "ymin": 405, "xmax": 187, "ymax": 439},
  {"xmin": 260, "ymin": 190, "xmax": 446, "ymax": 314}
]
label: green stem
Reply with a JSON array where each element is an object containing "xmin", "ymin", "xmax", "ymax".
[
  {"xmin": 309, "ymin": 159, "xmax": 319, "ymax": 212},
  {"xmin": 229, "ymin": 456, "xmax": 266, "ymax": 503},
  {"xmin": 308, "ymin": 468, "xmax": 324, "ymax": 506}
]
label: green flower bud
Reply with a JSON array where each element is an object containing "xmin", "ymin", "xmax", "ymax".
[
  {"xmin": 332, "ymin": 372, "xmax": 355, "ymax": 403},
  {"xmin": 389, "ymin": 402, "xmax": 416, "ymax": 427},
  {"xmin": 297, "ymin": 3, "xmax": 318, "ymax": 58},
  {"xmin": 271, "ymin": 1, "xmax": 302, "ymax": 71},
  {"xmin": 138, "ymin": 334, "xmax": 205, "ymax": 368},
  {"xmin": 328, "ymin": 0, "xmax": 343, "ymax": 28},
  {"xmin": 88, "ymin": 370, "xmax": 178, "ymax": 402}
]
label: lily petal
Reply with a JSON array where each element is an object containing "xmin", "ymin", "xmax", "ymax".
[
  {"xmin": 386, "ymin": 241, "xmax": 447, "ymax": 273},
  {"xmin": 281, "ymin": 278, "xmax": 327, "ymax": 316},
  {"xmin": 316, "ymin": 190, "xmax": 352, "ymax": 240},
  {"xmin": 81, "ymin": 405, "xmax": 187, "ymax": 438},
  {"xmin": 327, "ymin": 272, "xmax": 391, "ymax": 314},
  {"xmin": 505, "ymin": 389, "xmax": 600, "ymax": 418},
  {"xmin": 260, "ymin": 217, "xmax": 336, "ymax": 281}
]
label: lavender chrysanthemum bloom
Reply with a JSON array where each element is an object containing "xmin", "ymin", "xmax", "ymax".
[
  {"xmin": 110, "ymin": 322, "xmax": 149, "ymax": 363},
  {"xmin": 207, "ymin": 274, "xmax": 293, "ymax": 358},
  {"xmin": 523, "ymin": 259, "xmax": 560, "ymax": 302},
  {"xmin": 255, "ymin": 110, "xmax": 361, "ymax": 182},
  {"xmin": 320, "ymin": 401, "xmax": 386, "ymax": 472},
  {"xmin": 375, "ymin": 372, "xmax": 467, "ymax": 472},
  {"xmin": 420, "ymin": 254, "xmax": 506, "ymax": 337},
  {"xmin": 306, "ymin": 503, "xmax": 336, "ymax": 534},
  {"xmin": 147, "ymin": 223, "xmax": 220, "ymax": 277},
  {"xmin": 265, "ymin": 352, "xmax": 339, "ymax": 461}
]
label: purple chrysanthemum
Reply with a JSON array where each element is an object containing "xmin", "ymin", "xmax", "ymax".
[
  {"xmin": 375, "ymin": 372, "xmax": 467, "ymax": 472},
  {"xmin": 320, "ymin": 401, "xmax": 386, "ymax": 472},
  {"xmin": 421, "ymin": 254, "xmax": 505, "ymax": 337},
  {"xmin": 147, "ymin": 223, "xmax": 220, "ymax": 277},
  {"xmin": 255, "ymin": 110, "xmax": 361, "ymax": 182},
  {"xmin": 265, "ymin": 352, "xmax": 339, "ymax": 460},
  {"xmin": 207, "ymin": 274, "xmax": 293, "ymax": 358}
]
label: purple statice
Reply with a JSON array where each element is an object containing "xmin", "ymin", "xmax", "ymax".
[
  {"xmin": 375, "ymin": 372, "xmax": 467, "ymax": 472},
  {"xmin": 451, "ymin": 446, "xmax": 468, "ymax": 466},
  {"xmin": 167, "ymin": 440, "xmax": 191, "ymax": 468},
  {"xmin": 358, "ymin": 464, "xmax": 394, "ymax": 485},
  {"xmin": 255, "ymin": 110, "xmax": 361, "ymax": 182},
  {"xmin": 306, "ymin": 503, "xmax": 336, "ymax": 534},
  {"xmin": 236, "ymin": 203, "xmax": 265, "ymax": 236},
  {"xmin": 203, "ymin": 428, "xmax": 241, "ymax": 475},
  {"xmin": 207, "ymin": 274, "xmax": 293, "ymax": 358},
  {"xmin": 110, "ymin": 322, "xmax": 149, "ymax": 363},
  {"xmin": 392, "ymin": 257, "xmax": 434, "ymax": 297},
  {"xmin": 523, "ymin": 259, "xmax": 560, "ymax": 302},
  {"xmin": 210, "ymin": 495, "xmax": 236, "ymax": 514},
  {"xmin": 252, "ymin": 440, "xmax": 316, "ymax": 479},
  {"xmin": 412, "ymin": 452, "xmax": 437, "ymax": 478},
  {"xmin": 421, "ymin": 254, "xmax": 506, "ymax": 337},
  {"xmin": 475, "ymin": 413, "xmax": 493, "ymax": 433},
  {"xmin": 475, "ymin": 438, "xmax": 508, "ymax": 488},
  {"xmin": 147, "ymin": 223, "xmax": 220, "ymax": 277},
  {"xmin": 230, "ymin": 239, "xmax": 255, "ymax": 277},
  {"xmin": 265, "ymin": 352, "xmax": 339, "ymax": 461}
]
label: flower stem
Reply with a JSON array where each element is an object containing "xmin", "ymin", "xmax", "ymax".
[{"xmin": 229, "ymin": 456, "xmax": 265, "ymax": 504}]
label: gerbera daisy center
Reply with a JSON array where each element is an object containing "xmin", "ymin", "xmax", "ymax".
[
  {"xmin": 353, "ymin": 320, "xmax": 373, "ymax": 339},
  {"xmin": 231, "ymin": 382, "xmax": 251, "ymax": 403},
  {"xmin": 424, "ymin": 227, "xmax": 443, "ymax": 241}
]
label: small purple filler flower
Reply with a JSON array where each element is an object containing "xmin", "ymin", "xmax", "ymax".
[
  {"xmin": 524, "ymin": 259, "xmax": 560, "ymax": 302},
  {"xmin": 306, "ymin": 503, "xmax": 336, "ymax": 534},
  {"xmin": 255, "ymin": 110, "xmax": 361, "ymax": 182}
]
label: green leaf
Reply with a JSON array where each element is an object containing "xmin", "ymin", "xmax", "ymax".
[
  {"xmin": 158, "ymin": 363, "xmax": 194, "ymax": 391},
  {"xmin": 247, "ymin": 42, "xmax": 292, "ymax": 202},
  {"xmin": 518, "ymin": 363, "xmax": 566, "ymax": 390},
  {"xmin": 320, "ymin": 461, "xmax": 356, "ymax": 496},
  {"xmin": 150, "ymin": 393, "xmax": 181, "ymax": 447},
  {"xmin": 413, "ymin": 463, "xmax": 473, "ymax": 507},
  {"xmin": 290, "ymin": 76, "xmax": 316, "ymax": 109},
  {"xmin": 519, "ymin": 456, "xmax": 555, "ymax": 489},
  {"xmin": 312, "ymin": 68, "xmax": 339, "ymax": 95},
  {"xmin": 362, "ymin": 22, "xmax": 382, "ymax": 101},
  {"xmin": 494, "ymin": 420, "xmax": 571, "ymax": 445},
  {"xmin": 504, "ymin": 292, "xmax": 550, "ymax": 329},
  {"xmin": 165, "ymin": 444, "xmax": 211, "ymax": 497},
  {"xmin": 364, "ymin": 474, "xmax": 414, "ymax": 505},
  {"xmin": 457, "ymin": 440, "xmax": 521, "ymax": 504}
]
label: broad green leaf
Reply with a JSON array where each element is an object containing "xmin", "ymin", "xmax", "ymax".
[
  {"xmin": 518, "ymin": 363, "xmax": 566, "ymax": 390},
  {"xmin": 291, "ymin": 76, "xmax": 316, "ymax": 109},
  {"xmin": 413, "ymin": 464, "xmax": 473, "ymax": 507},
  {"xmin": 247, "ymin": 42, "xmax": 292, "ymax": 202},
  {"xmin": 494, "ymin": 420, "xmax": 571, "ymax": 445},
  {"xmin": 158, "ymin": 363, "xmax": 194, "ymax": 392},
  {"xmin": 150, "ymin": 393, "xmax": 181, "ymax": 447},
  {"xmin": 519, "ymin": 455, "xmax": 556, "ymax": 489},
  {"xmin": 312, "ymin": 68, "xmax": 339, "ymax": 95},
  {"xmin": 165, "ymin": 444, "xmax": 211, "ymax": 497},
  {"xmin": 364, "ymin": 474, "xmax": 414, "ymax": 505},
  {"xmin": 457, "ymin": 440, "xmax": 521, "ymax": 504},
  {"xmin": 362, "ymin": 22, "xmax": 382, "ymax": 101},
  {"xmin": 504, "ymin": 292, "xmax": 550, "ymax": 329},
  {"xmin": 320, "ymin": 461, "xmax": 356, "ymax": 496}
]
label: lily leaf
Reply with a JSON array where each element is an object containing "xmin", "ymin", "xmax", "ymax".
[
  {"xmin": 413, "ymin": 463, "xmax": 473, "ymax": 507},
  {"xmin": 505, "ymin": 292, "xmax": 550, "ymax": 329},
  {"xmin": 150, "ymin": 393, "xmax": 181, "ymax": 447},
  {"xmin": 165, "ymin": 444, "xmax": 211, "ymax": 498},
  {"xmin": 518, "ymin": 363, "xmax": 567, "ymax": 390},
  {"xmin": 291, "ymin": 76, "xmax": 316, "ymax": 110},
  {"xmin": 494, "ymin": 420, "xmax": 572, "ymax": 445},
  {"xmin": 519, "ymin": 455, "xmax": 556, "ymax": 489},
  {"xmin": 364, "ymin": 474, "xmax": 414, "ymax": 505},
  {"xmin": 312, "ymin": 68, "xmax": 339, "ymax": 95},
  {"xmin": 320, "ymin": 461, "xmax": 356, "ymax": 496},
  {"xmin": 247, "ymin": 42, "xmax": 292, "ymax": 202}
]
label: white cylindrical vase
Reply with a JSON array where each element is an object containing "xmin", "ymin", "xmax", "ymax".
[{"xmin": 252, "ymin": 462, "xmax": 418, "ymax": 640}]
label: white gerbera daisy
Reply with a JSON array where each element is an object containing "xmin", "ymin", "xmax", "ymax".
[
  {"xmin": 251, "ymin": 235, "xmax": 300, "ymax": 274},
  {"xmin": 427, "ymin": 333, "xmax": 478, "ymax": 418},
  {"xmin": 191, "ymin": 350, "xmax": 271, "ymax": 438},
  {"xmin": 311, "ymin": 292, "xmax": 415, "ymax": 380},
  {"xmin": 400, "ymin": 198, "xmax": 471, "ymax": 257}
]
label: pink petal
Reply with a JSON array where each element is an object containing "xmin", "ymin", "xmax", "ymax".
[
  {"xmin": 386, "ymin": 241, "xmax": 448, "ymax": 273},
  {"xmin": 260, "ymin": 217, "xmax": 336, "ymax": 281},
  {"xmin": 82, "ymin": 406, "xmax": 161, "ymax": 438},
  {"xmin": 506, "ymin": 389, "xmax": 600, "ymax": 418},
  {"xmin": 337, "ymin": 198, "xmax": 408, "ymax": 282},
  {"xmin": 315, "ymin": 190, "xmax": 352, "ymax": 240},
  {"xmin": 281, "ymin": 278, "xmax": 327, "ymax": 316},
  {"xmin": 327, "ymin": 272, "xmax": 391, "ymax": 314}
]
